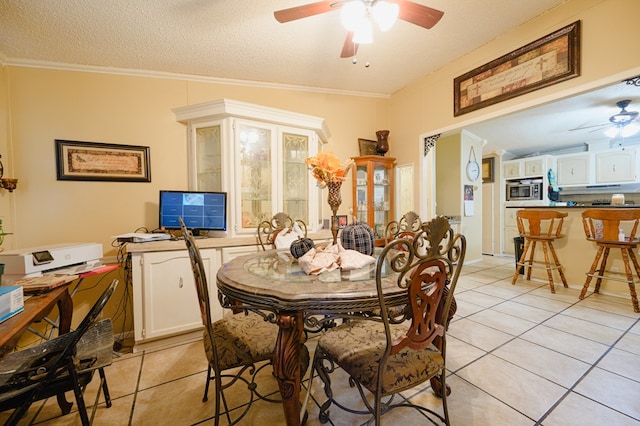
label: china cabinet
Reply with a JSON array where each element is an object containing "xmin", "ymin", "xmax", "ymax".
[
  {"xmin": 174, "ymin": 99, "xmax": 330, "ymax": 236},
  {"xmin": 352, "ymin": 156, "xmax": 395, "ymax": 242}
]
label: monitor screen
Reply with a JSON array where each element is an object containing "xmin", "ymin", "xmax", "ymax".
[{"xmin": 159, "ymin": 190, "xmax": 227, "ymax": 233}]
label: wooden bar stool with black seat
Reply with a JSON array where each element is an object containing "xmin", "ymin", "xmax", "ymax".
[
  {"xmin": 580, "ymin": 208, "xmax": 640, "ymax": 313},
  {"xmin": 512, "ymin": 209, "xmax": 568, "ymax": 293}
]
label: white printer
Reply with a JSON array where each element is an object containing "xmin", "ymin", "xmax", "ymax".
[{"xmin": 0, "ymin": 243, "xmax": 103, "ymax": 282}]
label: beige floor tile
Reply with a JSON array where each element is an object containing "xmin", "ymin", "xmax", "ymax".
[
  {"xmin": 454, "ymin": 290, "xmax": 506, "ymax": 308},
  {"xmin": 451, "ymin": 299, "xmax": 485, "ymax": 318},
  {"xmin": 542, "ymin": 314, "xmax": 625, "ymax": 345},
  {"xmin": 530, "ymin": 285, "xmax": 583, "ymax": 303},
  {"xmin": 574, "ymin": 367, "xmax": 640, "ymax": 420},
  {"xmin": 83, "ymin": 355, "xmax": 142, "ymax": 402},
  {"xmin": 511, "ymin": 293, "xmax": 573, "ymax": 313},
  {"xmin": 446, "ymin": 335, "xmax": 487, "ymax": 372},
  {"xmin": 579, "ymin": 293, "xmax": 640, "ymax": 318},
  {"xmin": 456, "ymin": 354, "xmax": 566, "ymax": 420},
  {"xmin": 472, "ymin": 283, "xmax": 531, "ymax": 300},
  {"xmin": 597, "ymin": 348, "xmax": 640, "ymax": 382},
  {"xmin": 36, "ymin": 395, "xmax": 135, "ymax": 426},
  {"xmin": 138, "ymin": 341, "xmax": 208, "ymax": 390},
  {"xmin": 492, "ymin": 338, "xmax": 590, "ymax": 387},
  {"xmin": 543, "ymin": 391, "xmax": 640, "ymax": 426},
  {"xmin": 561, "ymin": 305, "xmax": 638, "ymax": 330},
  {"xmin": 521, "ymin": 325, "xmax": 609, "ymax": 363},
  {"xmin": 448, "ymin": 318, "xmax": 513, "ymax": 352},
  {"xmin": 468, "ymin": 309, "xmax": 537, "ymax": 336},
  {"xmin": 492, "ymin": 300, "xmax": 556, "ymax": 323},
  {"xmin": 616, "ymin": 332, "xmax": 640, "ymax": 355}
]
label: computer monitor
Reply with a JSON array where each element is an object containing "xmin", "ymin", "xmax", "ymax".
[{"xmin": 159, "ymin": 190, "xmax": 227, "ymax": 236}]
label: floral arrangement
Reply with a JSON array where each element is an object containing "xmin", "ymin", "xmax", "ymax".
[{"xmin": 305, "ymin": 152, "xmax": 355, "ymax": 189}]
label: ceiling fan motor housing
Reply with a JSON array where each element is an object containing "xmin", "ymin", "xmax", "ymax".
[{"xmin": 610, "ymin": 99, "xmax": 639, "ymax": 126}]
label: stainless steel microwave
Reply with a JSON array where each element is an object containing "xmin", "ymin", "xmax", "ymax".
[{"xmin": 506, "ymin": 182, "xmax": 543, "ymax": 201}]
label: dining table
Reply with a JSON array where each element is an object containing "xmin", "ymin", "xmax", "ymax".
[{"xmin": 216, "ymin": 248, "xmax": 411, "ymax": 426}]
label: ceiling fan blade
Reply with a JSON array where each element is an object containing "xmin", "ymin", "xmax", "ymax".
[
  {"xmin": 274, "ymin": 1, "xmax": 336, "ymax": 23},
  {"xmin": 568, "ymin": 123, "xmax": 609, "ymax": 131},
  {"xmin": 395, "ymin": 0, "xmax": 444, "ymax": 29},
  {"xmin": 340, "ymin": 32, "xmax": 359, "ymax": 58}
]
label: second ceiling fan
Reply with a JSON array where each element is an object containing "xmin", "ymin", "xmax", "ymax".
[{"xmin": 274, "ymin": 0, "xmax": 444, "ymax": 58}]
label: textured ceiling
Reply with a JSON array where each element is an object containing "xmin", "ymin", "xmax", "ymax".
[
  {"xmin": 2, "ymin": 0, "xmax": 639, "ymax": 158},
  {"xmin": 0, "ymin": 0, "xmax": 568, "ymax": 95}
]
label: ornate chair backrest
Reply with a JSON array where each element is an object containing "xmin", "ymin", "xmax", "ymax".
[
  {"xmin": 384, "ymin": 211, "xmax": 421, "ymax": 244},
  {"xmin": 582, "ymin": 208, "xmax": 640, "ymax": 242},
  {"xmin": 257, "ymin": 212, "xmax": 308, "ymax": 250},
  {"xmin": 180, "ymin": 217, "xmax": 218, "ymax": 365},
  {"xmin": 516, "ymin": 209, "xmax": 567, "ymax": 237},
  {"xmin": 375, "ymin": 216, "xmax": 466, "ymax": 365}
]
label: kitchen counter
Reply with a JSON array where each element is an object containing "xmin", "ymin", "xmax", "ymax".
[{"xmin": 506, "ymin": 204, "xmax": 640, "ymax": 208}]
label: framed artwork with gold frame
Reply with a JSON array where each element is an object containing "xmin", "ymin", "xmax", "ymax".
[{"xmin": 482, "ymin": 157, "xmax": 495, "ymax": 183}]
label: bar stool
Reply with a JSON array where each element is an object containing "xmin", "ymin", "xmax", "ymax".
[
  {"xmin": 580, "ymin": 208, "xmax": 640, "ymax": 313},
  {"xmin": 511, "ymin": 210, "xmax": 568, "ymax": 293}
]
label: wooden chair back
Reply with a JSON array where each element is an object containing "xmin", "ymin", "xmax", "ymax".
[
  {"xmin": 516, "ymin": 209, "xmax": 567, "ymax": 238},
  {"xmin": 582, "ymin": 208, "xmax": 640, "ymax": 243}
]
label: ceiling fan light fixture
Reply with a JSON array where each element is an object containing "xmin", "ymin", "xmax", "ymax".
[
  {"xmin": 604, "ymin": 127, "xmax": 620, "ymax": 138},
  {"xmin": 352, "ymin": 19, "xmax": 374, "ymax": 44},
  {"xmin": 340, "ymin": 1, "xmax": 367, "ymax": 32},
  {"xmin": 621, "ymin": 122, "xmax": 640, "ymax": 138},
  {"xmin": 372, "ymin": 1, "xmax": 399, "ymax": 32}
]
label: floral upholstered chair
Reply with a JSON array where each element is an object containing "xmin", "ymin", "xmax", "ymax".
[{"xmin": 312, "ymin": 216, "xmax": 466, "ymax": 425}]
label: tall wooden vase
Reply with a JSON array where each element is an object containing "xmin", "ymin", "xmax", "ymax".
[{"xmin": 327, "ymin": 181, "xmax": 342, "ymax": 245}]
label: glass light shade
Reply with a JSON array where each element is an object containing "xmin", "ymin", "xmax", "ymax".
[
  {"xmin": 372, "ymin": 1, "xmax": 399, "ymax": 32},
  {"xmin": 621, "ymin": 123, "xmax": 640, "ymax": 138},
  {"xmin": 352, "ymin": 19, "xmax": 373, "ymax": 44},
  {"xmin": 340, "ymin": 1, "xmax": 366, "ymax": 32},
  {"xmin": 604, "ymin": 127, "xmax": 619, "ymax": 138}
]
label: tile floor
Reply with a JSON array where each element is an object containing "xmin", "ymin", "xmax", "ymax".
[{"xmin": 3, "ymin": 255, "xmax": 640, "ymax": 425}]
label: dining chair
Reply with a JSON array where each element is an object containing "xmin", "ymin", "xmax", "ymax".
[
  {"xmin": 0, "ymin": 279, "xmax": 118, "ymax": 426},
  {"xmin": 257, "ymin": 212, "xmax": 308, "ymax": 250},
  {"xmin": 383, "ymin": 210, "xmax": 421, "ymax": 244},
  {"xmin": 312, "ymin": 215, "xmax": 466, "ymax": 425},
  {"xmin": 580, "ymin": 208, "xmax": 640, "ymax": 312},
  {"xmin": 179, "ymin": 217, "xmax": 309, "ymax": 425},
  {"xmin": 511, "ymin": 209, "xmax": 568, "ymax": 293}
]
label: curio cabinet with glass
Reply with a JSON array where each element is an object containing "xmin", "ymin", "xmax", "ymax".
[
  {"xmin": 352, "ymin": 155, "xmax": 396, "ymax": 243},
  {"xmin": 173, "ymin": 99, "xmax": 329, "ymax": 236}
]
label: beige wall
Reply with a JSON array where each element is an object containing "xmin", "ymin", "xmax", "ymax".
[
  {"xmin": 2, "ymin": 0, "xmax": 640, "ymax": 335},
  {"xmin": 389, "ymin": 0, "xmax": 640, "ymax": 208}
]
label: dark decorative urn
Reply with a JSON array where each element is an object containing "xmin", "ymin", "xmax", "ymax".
[{"xmin": 375, "ymin": 130, "xmax": 390, "ymax": 156}]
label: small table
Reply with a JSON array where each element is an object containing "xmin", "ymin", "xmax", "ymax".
[
  {"xmin": 0, "ymin": 285, "xmax": 73, "ymax": 359},
  {"xmin": 217, "ymin": 249, "xmax": 406, "ymax": 426}
]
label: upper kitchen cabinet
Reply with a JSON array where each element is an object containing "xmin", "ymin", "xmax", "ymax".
[
  {"xmin": 503, "ymin": 155, "xmax": 553, "ymax": 179},
  {"xmin": 556, "ymin": 153, "xmax": 591, "ymax": 186},
  {"xmin": 174, "ymin": 99, "xmax": 330, "ymax": 236},
  {"xmin": 595, "ymin": 148, "xmax": 637, "ymax": 183}
]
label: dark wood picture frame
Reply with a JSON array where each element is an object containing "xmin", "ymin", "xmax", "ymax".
[
  {"xmin": 358, "ymin": 139, "xmax": 378, "ymax": 156},
  {"xmin": 454, "ymin": 21, "xmax": 581, "ymax": 116},
  {"xmin": 55, "ymin": 139, "xmax": 151, "ymax": 182},
  {"xmin": 337, "ymin": 215, "xmax": 348, "ymax": 229},
  {"xmin": 482, "ymin": 157, "xmax": 495, "ymax": 183}
]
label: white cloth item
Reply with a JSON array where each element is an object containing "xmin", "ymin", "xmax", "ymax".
[
  {"xmin": 298, "ymin": 243, "xmax": 375, "ymax": 275},
  {"xmin": 274, "ymin": 222, "xmax": 305, "ymax": 249}
]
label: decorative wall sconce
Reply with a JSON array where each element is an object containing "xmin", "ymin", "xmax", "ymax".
[{"xmin": 0, "ymin": 154, "xmax": 18, "ymax": 192}]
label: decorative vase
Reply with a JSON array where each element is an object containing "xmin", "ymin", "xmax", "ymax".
[
  {"xmin": 326, "ymin": 181, "xmax": 342, "ymax": 245},
  {"xmin": 375, "ymin": 130, "xmax": 390, "ymax": 156}
]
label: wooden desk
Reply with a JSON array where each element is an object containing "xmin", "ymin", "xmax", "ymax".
[{"xmin": 0, "ymin": 285, "xmax": 73, "ymax": 359}]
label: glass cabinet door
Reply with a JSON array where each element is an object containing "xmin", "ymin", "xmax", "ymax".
[
  {"xmin": 372, "ymin": 164, "xmax": 391, "ymax": 239},
  {"xmin": 355, "ymin": 166, "xmax": 368, "ymax": 224},
  {"xmin": 236, "ymin": 121, "xmax": 275, "ymax": 231},
  {"xmin": 194, "ymin": 125, "xmax": 222, "ymax": 191},
  {"xmin": 282, "ymin": 131, "xmax": 309, "ymax": 223}
]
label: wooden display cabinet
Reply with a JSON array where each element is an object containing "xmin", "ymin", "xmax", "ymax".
[{"xmin": 351, "ymin": 156, "xmax": 396, "ymax": 244}]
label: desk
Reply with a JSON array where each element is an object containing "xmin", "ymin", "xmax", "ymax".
[
  {"xmin": 216, "ymin": 249, "xmax": 406, "ymax": 426},
  {"xmin": 0, "ymin": 285, "xmax": 72, "ymax": 359}
]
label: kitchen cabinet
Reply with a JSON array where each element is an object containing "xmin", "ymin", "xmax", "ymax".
[
  {"xmin": 352, "ymin": 156, "xmax": 395, "ymax": 242},
  {"xmin": 503, "ymin": 160, "xmax": 522, "ymax": 179},
  {"xmin": 503, "ymin": 155, "xmax": 553, "ymax": 180},
  {"xmin": 595, "ymin": 149, "xmax": 636, "ymax": 183},
  {"xmin": 557, "ymin": 153, "xmax": 591, "ymax": 186},
  {"xmin": 174, "ymin": 99, "xmax": 330, "ymax": 237},
  {"xmin": 131, "ymin": 248, "xmax": 222, "ymax": 351},
  {"xmin": 503, "ymin": 207, "xmax": 521, "ymax": 255}
]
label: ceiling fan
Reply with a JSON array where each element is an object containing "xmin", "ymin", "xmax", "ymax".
[
  {"xmin": 273, "ymin": 1, "xmax": 444, "ymax": 59},
  {"xmin": 570, "ymin": 99, "xmax": 640, "ymax": 138}
]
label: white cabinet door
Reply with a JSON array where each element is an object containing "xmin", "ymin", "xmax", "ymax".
[
  {"xmin": 503, "ymin": 161, "xmax": 522, "ymax": 179},
  {"xmin": 524, "ymin": 158, "xmax": 544, "ymax": 177},
  {"xmin": 132, "ymin": 248, "xmax": 222, "ymax": 343},
  {"xmin": 595, "ymin": 149, "xmax": 636, "ymax": 183},
  {"xmin": 557, "ymin": 154, "xmax": 591, "ymax": 185}
]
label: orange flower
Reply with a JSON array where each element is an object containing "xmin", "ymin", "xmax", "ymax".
[{"xmin": 305, "ymin": 152, "xmax": 354, "ymax": 188}]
